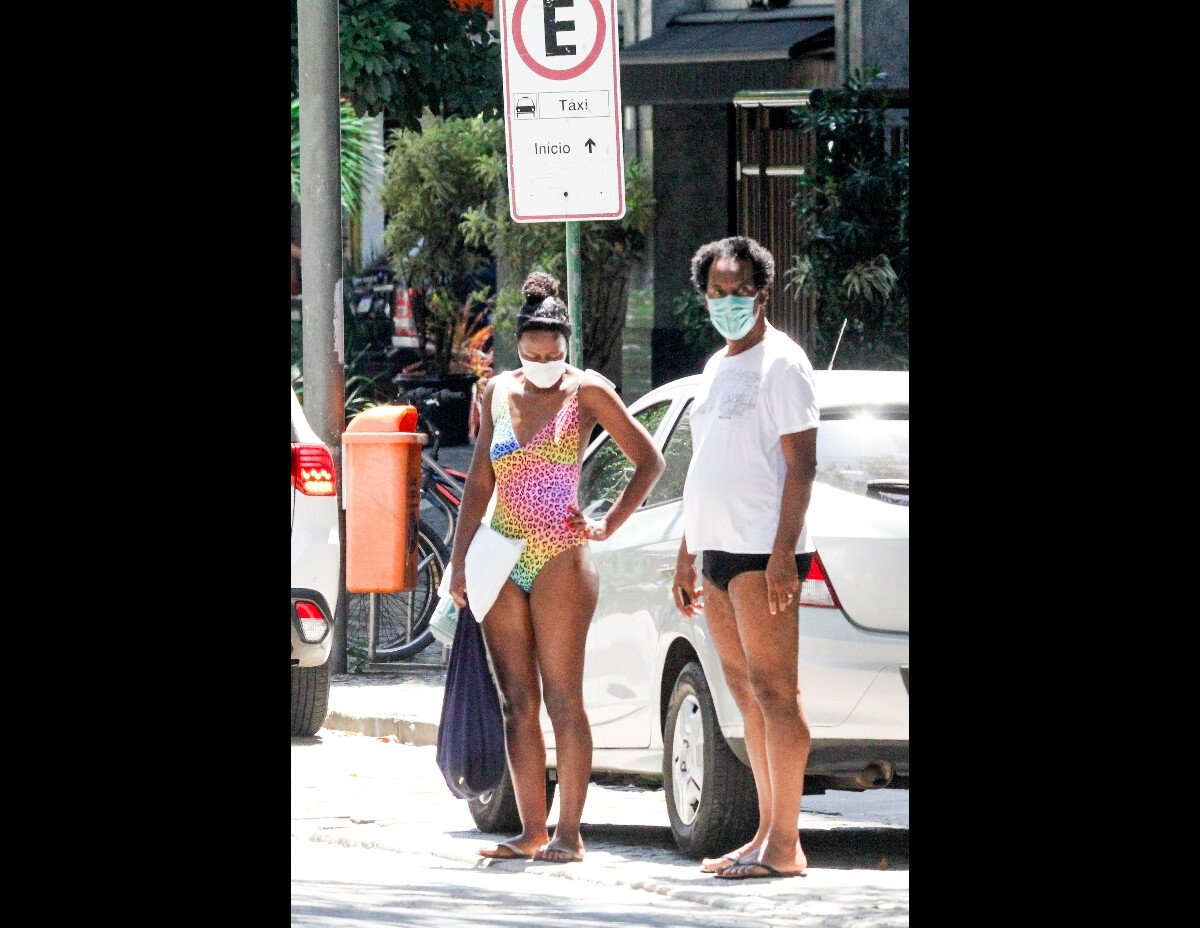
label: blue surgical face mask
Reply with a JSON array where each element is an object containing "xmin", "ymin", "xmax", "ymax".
[{"xmin": 707, "ymin": 294, "xmax": 758, "ymax": 341}]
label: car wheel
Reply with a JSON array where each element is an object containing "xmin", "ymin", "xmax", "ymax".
[
  {"xmin": 662, "ymin": 661, "xmax": 759, "ymax": 858},
  {"xmin": 468, "ymin": 765, "xmax": 557, "ymax": 834},
  {"xmin": 291, "ymin": 662, "xmax": 330, "ymax": 736}
]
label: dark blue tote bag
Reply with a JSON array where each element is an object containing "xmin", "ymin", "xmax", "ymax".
[{"xmin": 435, "ymin": 603, "xmax": 508, "ymax": 800}]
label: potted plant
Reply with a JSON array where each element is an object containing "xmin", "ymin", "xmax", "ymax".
[
  {"xmin": 392, "ymin": 286, "xmax": 494, "ymax": 446},
  {"xmin": 379, "ymin": 114, "xmax": 504, "ymax": 442}
]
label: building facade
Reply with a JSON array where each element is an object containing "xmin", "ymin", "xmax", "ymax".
[{"xmin": 618, "ymin": 0, "xmax": 908, "ymax": 386}]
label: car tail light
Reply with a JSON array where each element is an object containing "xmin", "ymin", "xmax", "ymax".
[
  {"xmin": 799, "ymin": 551, "xmax": 842, "ymax": 609},
  {"xmin": 293, "ymin": 599, "xmax": 331, "ymax": 643},
  {"xmin": 291, "ymin": 443, "xmax": 337, "ymax": 496}
]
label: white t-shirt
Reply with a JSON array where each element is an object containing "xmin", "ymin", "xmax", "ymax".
[{"xmin": 682, "ymin": 323, "xmax": 819, "ymax": 555}]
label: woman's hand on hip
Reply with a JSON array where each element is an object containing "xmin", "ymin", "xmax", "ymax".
[{"xmin": 565, "ymin": 504, "xmax": 610, "ymax": 540}]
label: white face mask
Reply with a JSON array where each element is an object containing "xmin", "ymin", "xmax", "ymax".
[{"xmin": 520, "ymin": 356, "xmax": 567, "ymax": 389}]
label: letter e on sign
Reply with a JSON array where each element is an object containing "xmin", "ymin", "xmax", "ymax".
[{"xmin": 498, "ymin": 0, "xmax": 625, "ymax": 222}]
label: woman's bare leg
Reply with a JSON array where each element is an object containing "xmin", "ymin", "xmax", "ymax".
[
  {"xmin": 527, "ymin": 546, "xmax": 598, "ymax": 862},
  {"xmin": 478, "ymin": 579, "xmax": 552, "ymax": 858},
  {"xmin": 697, "ymin": 579, "xmax": 772, "ymax": 872}
]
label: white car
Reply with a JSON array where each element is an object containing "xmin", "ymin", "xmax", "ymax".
[
  {"xmin": 468, "ymin": 370, "xmax": 909, "ymax": 857},
  {"xmin": 291, "ymin": 387, "xmax": 341, "ymax": 736}
]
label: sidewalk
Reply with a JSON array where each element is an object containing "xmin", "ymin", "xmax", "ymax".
[
  {"xmin": 318, "ymin": 670, "xmax": 908, "ymax": 924},
  {"xmin": 326, "ymin": 664, "xmax": 446, "ymax": 744}
]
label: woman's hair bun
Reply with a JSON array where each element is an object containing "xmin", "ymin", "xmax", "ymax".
[{"xmin": 521, "ymin": 272, "xmax": 560, "ymax": 302}]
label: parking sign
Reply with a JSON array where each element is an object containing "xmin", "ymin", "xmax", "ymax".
[{"xmin": 498, "ymin": 0, "xmax": 625, "ymax": 222}]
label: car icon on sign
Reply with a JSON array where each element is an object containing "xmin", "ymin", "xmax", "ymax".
[{"xmin": 515, "ymin": 97, "xmax": 536, "ymax": 117}]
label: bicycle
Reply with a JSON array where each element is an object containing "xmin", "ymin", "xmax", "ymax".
[
  {"xmin": 395, "ymin": 378, "xmax": 468, "ymax": 548},
  {"xmin": 347, "ymin": 519, "xmax": 450, "ymax": 662},
  {"xmin": 394, "ymin": 381, "xmax": 444, "ymax": 455},
  {"xmin": 419, "ymin": 449, "xmax": 465, "ymax": 548}
]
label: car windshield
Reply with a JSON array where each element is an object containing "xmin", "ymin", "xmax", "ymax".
[
  {"xmin": 578, "ymin": 401, "xmax": 671, "ymax": 517},
  {"xmin": 578, "ymin": 397, "xmax": 909, "ymax": 515}
]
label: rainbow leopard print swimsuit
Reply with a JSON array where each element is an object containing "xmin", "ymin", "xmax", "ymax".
[{"xmin": 489, "ymin": 373, "xmax": 587, "ymax": 592}]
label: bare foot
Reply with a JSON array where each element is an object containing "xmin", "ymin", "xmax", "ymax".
[
  {"xmin": 534, "ymin": 839, "xmax": 585, "ymax": 863},
  {"xmin": 478, "ymin": 837, "xmax": 545, "ymax": 860},
  {"xmin": 741, "ymin": 842, "xmax": 806, "ymax": 878},
  {"xmin": 700, "ymin": 845, "xmax": 761, "ymax": 874}
]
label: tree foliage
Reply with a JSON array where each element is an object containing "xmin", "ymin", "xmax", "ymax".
[
  {"xmin": 380, "ymin": 113, "xmax": 654, "ymax": 386},
  {"xmin": 462, "ymin": 157, "xmax": 654, "ymax": 389},
  {"xmin": 290, "ymin": 96, "xmax": 384, "ymax": 218},
  {"xmin": 382, "ymin": 114, "xmax": 503, "ymax": 295},
  {"xmin": 290, "ymin": 0, "xmax": 502, "ymax": 130},
  {"xmin": 381, "ymin": 114, "xmax": 504, "ymax": 374},
  {"xmin": 787, "ymin": 67, "xmax": 909, "ymax": 369}
]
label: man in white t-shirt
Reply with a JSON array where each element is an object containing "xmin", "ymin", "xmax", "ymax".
[{"xmin": 673, "ymin": 235, "xmax": 819, "ymax": 881}]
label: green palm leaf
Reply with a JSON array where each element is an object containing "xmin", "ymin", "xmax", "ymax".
[{"xmin": 291, "ymin": 96, "xmax": 385, "ymax": 218}]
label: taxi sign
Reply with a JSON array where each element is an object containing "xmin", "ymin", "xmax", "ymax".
[{"xmin": 498, "ymin": 0, "xmax": 625, "ymax": 222}]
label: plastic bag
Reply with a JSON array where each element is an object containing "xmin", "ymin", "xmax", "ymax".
[
  {"xmin": 429, "ymin": 593, "xmax": 459, "ymax": 647},
  {"xmin": 435, "ymin": 602, "xmax": 508, "ymax": 799}
]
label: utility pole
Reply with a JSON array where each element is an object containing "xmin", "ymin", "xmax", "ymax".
[{"xmin": 297, "ymin": 0, "xmax": 348, "ymax": 672}]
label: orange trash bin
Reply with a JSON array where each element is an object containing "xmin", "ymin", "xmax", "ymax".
[{"xmin": 342, "ymin": 404, "xmax": 426, "ymax": 592}]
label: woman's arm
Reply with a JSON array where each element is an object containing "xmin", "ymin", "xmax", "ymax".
[
  {"xmin": 447, "ymin": 376, "xmax": 500, "ymax": 606},
  {"xmin": 568, "ymin": 376, "xmax": 665, "ymax": 541}
]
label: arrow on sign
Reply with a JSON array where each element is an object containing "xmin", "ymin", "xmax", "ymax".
[{"xmin": 585, "ymin": 138, "xmax": 596, "ymax": 152}]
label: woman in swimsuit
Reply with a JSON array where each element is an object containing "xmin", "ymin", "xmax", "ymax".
[{"xmin": 448, "ymin": 271, "xmax": 665, "ymax": 864}]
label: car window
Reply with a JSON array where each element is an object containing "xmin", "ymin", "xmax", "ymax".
[
  {"xmin": 816, "ymin": 404, "xmax": 909, "ymax": 503},
  {"xmin": 578, "ymin": 401, "xmax": 672, "ymax": 517},
  {"xmin": 642, "ymin": 400, "xmax": 694, "ymax": 507}
]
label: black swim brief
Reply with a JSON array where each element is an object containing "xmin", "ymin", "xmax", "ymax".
[{"xmin": 701, "ymin": 550, "xmax": 814, "ymax": 593}]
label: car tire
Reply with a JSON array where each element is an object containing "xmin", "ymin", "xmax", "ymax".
[
  {"xmin": 291, "ymin": 662, "xmax": 330, "ymax": 737},
  {"xmin": 468, "ymin": 765, "xmax": 557, "ymax": 835},
  {"xmin": 663, "ymin": 661, "xmax": 759, "ymax": 858}
]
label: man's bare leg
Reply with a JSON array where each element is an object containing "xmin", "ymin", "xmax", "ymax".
[
  {"xmin": 719, "ymin": 571, "xmax": 809, "ymax": 877},
  {"xmin": 696, "ymin": 579, "xmax": 772, "ymax": 873}
]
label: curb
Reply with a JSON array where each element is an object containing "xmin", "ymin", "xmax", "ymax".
[{"xmin": 323, "ymin": 712, "xmax": 439, "ymax": 746}]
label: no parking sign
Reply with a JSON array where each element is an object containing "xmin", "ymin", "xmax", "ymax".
[{"xmin": 498, "ymin": 0, "xmax": 625, "ymax": 222}]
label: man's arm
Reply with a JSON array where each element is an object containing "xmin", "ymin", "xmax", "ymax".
[
  {"xmin": 673, "ymin": 533, "xmax": 703, "ymax": 617},
  {"xmin": 765, "ymin": 427, "xmax": 818, "ymax": 615}
]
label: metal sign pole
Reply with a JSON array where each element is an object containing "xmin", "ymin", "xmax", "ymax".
[{"xmin": 566, "ymin": 220, "xmax": 583, "ymax": 367}]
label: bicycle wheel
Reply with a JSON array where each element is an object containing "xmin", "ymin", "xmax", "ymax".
[
  {"xmin": 419, "ymin": 479, "xmax": 459, "ymax": 549},
  {"xmin": 348, "ymin": 522, "xmax": 449, "ymax": 662}
]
